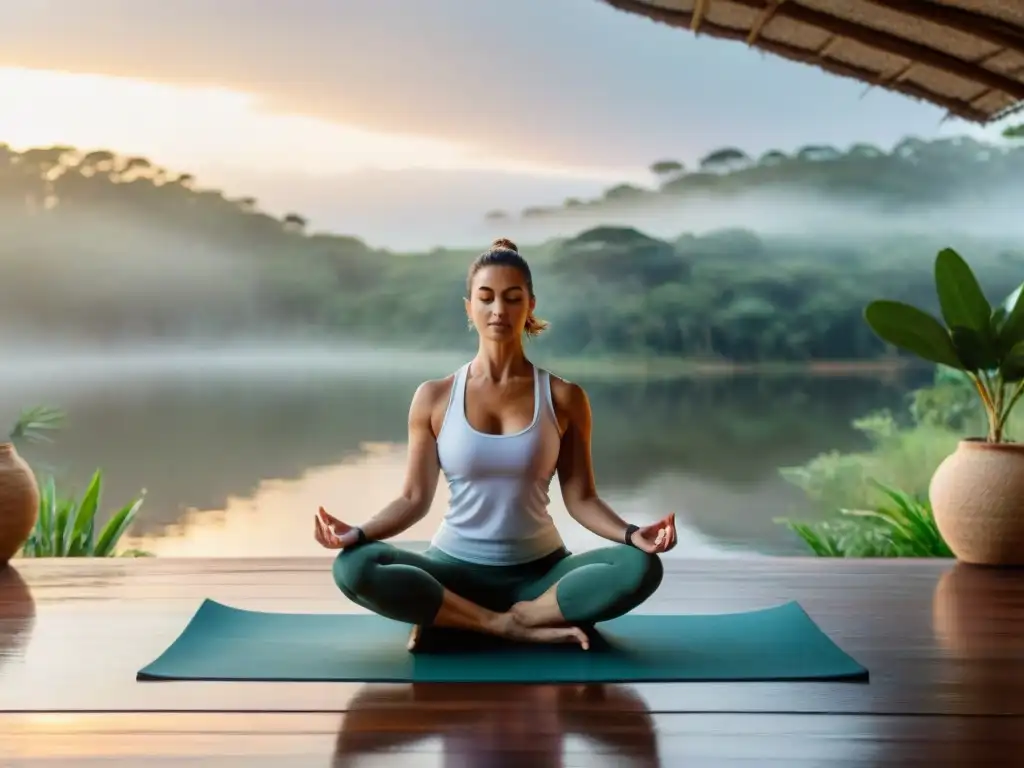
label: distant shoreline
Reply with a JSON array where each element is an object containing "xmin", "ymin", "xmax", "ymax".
[
  {"xmin": 536, "ymin": 354, "xmax": 918, "ymax": 380},
  {"xmin": 0, "ymin": 338, "xmax": 920, "ymax": 382}
]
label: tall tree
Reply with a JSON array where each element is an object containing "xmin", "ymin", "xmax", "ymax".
[
  {"xmin": 699, "ymin": 147, "xmax": 750, "ymax": 173},
  {"xmin": 649, "ymin": 159, "xmax": 684, "ymax": 178}
]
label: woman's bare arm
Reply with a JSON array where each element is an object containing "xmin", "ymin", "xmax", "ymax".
[
  {"xmin": 554, "ymin": 380, "xmax": 633, "ymax": 543},
  {"xmin": 356, "ymin": 379, "xmax": 446, "ymax": 541},
  {"xmin": 554, "ymin": 379, "xmax": 675, "ymax": 553}
]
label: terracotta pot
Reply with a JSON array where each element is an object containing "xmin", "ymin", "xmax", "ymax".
[
  {"xmin": 929, "ymin": 439, "xmax": 1024, "ymax": 566},
  {"xmin": 0, "ymin": 443, "xmax": 39, "ymax": 565}
]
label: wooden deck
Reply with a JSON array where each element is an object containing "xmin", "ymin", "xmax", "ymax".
[{"xmin": 2, "ymin": 557, "xmax": 1022, "ymax": 766}]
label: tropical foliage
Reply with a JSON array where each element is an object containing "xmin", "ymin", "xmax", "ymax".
[
  {"xmin": 780, "ymin": 483, "xmax": 952, "ymax": 558},
  {"xmin": 7, "ymin": 406, "xmax": 64, "ymax": 445},
  {"xmin": 777, "ymin": 367, "xmax": 1023, "ymax": 557},
  {"xmin": 7, "ymin": 405, "xmax": 147, "ymax": 558},
  {"xmin": 864, "ymin": 248, "xmax": 1024, "ymax": 442},
  {"xmin": 18, "ymin": 470, "xmax": 148, "ymax": 558}
]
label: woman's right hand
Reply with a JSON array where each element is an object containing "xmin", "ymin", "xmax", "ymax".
[{"xmin": 314, "ymin": 506, "xmax": 360, "ymax": 549}]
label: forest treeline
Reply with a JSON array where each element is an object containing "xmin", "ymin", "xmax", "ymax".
[
  {"xmin": 0, "ymin": 135, "xmax": 1022, "ymax": 363},
  {"xmin": 484, "ymin": 129, "xmax": 1024, "ymax": 222}
]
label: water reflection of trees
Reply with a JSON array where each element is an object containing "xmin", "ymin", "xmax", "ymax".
[
  {"xmin": 583, "ymin": 372, "xmax": 926, "ymax": 486},
  {"xmin": 16, "ymin": 370, "xmax": 926, "ymax": 533}
]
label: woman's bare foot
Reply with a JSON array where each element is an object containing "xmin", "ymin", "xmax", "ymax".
[
  {"xmin": 407, "ymin": 625, "xmax": 422, "ymax": 651},
  {"xmin": 509, "ymin": 600, "xmax": 566, "ymax": 628},
  {"xmin": 497, "ymin": 613, "xmax": 590, "ymax": 650}
]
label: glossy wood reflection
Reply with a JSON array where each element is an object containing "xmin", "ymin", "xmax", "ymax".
[{"xmin": 2, "ymin": 557, "xmax": 1023, "ymax": 766}]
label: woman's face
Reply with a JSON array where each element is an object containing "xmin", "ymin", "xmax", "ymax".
[{"xmin": 466, "ymin": 265, "xmax": 535, "ymax": 341}]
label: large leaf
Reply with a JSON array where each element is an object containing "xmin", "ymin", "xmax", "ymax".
[
  {"xmin": 864, "ymin": 300, "xmax": 963, "ymax": 369},
  {"xmin": 950, "ymin": 325, "xmax": 998, "ymax": 372},
  {"xmin": 999, "ymin": 282, "xmax": 1024, "ymax": 351},
  {"xmin": 94, "ymin": 493, "xmax": 146, "ymax": 557},
  {"xmin": 1001, "ymin": 340, "xmax": 1024, "ymax": 382},
  {"xmin": 991, "ymin": 306, "xmax": 1008, "ymax": 338},
  {"xmin": 934, "ymin": 248, "xmax": 992, "ymax": 336},
  {"xmin": 1006, "ymin": 284, "xmax": 1023, "ymax": 311}
]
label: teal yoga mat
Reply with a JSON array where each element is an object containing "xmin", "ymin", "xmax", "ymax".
[{"xmin": 137, "ymin": 599, "xmax": 867, "ymax": 683}]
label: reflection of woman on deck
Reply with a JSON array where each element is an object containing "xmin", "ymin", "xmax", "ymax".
[
  {"xmin": 314, "ymin": 238, "xmax": 676, "ymax": 649},
  {"xmin": 331, "ymin": 683, "xmax": 661, "ymax": 767}
]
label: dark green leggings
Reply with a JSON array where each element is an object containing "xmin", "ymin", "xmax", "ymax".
[{"xmin": 332, "ymin": 541, "xmax": 664, "ymax": 626}]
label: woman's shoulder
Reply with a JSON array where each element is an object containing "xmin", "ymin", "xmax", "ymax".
[
  {"xmin": 545, "ymin": 370, "xmax": 590, "ymax": 418},
  {"xmin": 411, "ymin": 373, "xmax": 457, "ymax": 410},
  {"xmin": 408, "ymin": 372, "xmax": 459, "ymax": 436}
]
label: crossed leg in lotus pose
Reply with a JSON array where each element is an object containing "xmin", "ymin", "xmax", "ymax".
[{"xmin": 319, "ymin": 508, "xmax": 671, "ymax": 650}]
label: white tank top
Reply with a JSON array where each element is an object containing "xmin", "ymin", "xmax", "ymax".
[{"xmin": 430, "ymin": 362, "xmax": 566, "ymax": 565}]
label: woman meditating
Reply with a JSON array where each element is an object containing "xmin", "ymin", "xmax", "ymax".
[{"xmin": 314, "ymin": 238, "xmax": 676, "ymax": 650}]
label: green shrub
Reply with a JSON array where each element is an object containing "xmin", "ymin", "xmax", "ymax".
[
  {"xmin": 19, "ymin": 469, "xmax": 149, "ymax": 558},
  {"xmin": 778, "ymin": 482, "xmax": 952, "ymax": 558},
  {"xmin": 9, "ymin": 405, "xmax": 149, "ymax": 558},
  {"xmin": 776, "ymin": 367, "xmax": 1001, "ymax": 558}
]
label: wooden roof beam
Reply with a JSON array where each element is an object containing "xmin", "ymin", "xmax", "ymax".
[
  {"xmin": 598, "ymin": 0, "xmax": 994, "ymax": 121},
  {"xmin": 861, "ymin": 0, "xmax": 1024, "ymax": 57},
  {"xmin": 692, "ymin": 0, "xmax": 711, "ymax": 32},
  {"xmin": 748, "ymin": 0, "xmax": 787, "ymax": 45},
  {"xmin": 728, "ymin": 0, "xmax": 1024, "ymax": 100}
]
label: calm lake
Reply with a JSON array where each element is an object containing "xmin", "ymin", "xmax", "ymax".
[{"xmin": 1, "ymin": 344, "xmax": 927, "ymax": 560}]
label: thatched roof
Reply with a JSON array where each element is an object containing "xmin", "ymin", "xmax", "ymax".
[{"xmin": 599, "ymin": 0, "xmax": 1024, "ymax": 124}]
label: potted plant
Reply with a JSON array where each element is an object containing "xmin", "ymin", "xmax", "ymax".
[{"xmin": 864, "ymin": 247, "xmax": 1024, "ymax": 565}]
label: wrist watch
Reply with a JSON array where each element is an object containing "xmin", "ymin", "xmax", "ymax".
[{"xmin": 623, "ymin": 524, "xmax": 640, "ymax": 547}]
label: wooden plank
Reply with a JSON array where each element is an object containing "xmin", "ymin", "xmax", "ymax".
[
  {"xmin": 1, "ymin": 558, "xmax": 1023, "ymax": 716},
  {"xmin": 0, "ymin": 711, "xmax": 1021, "ymax": 766}
]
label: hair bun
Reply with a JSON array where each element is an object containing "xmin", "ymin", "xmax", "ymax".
[{"xmin": 491, "ymin": 237, "xmax": 518, "ymax": 253}]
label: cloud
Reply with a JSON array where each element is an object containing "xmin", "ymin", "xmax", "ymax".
[{"xmin": 0, "ymin": 0, "xmax": 1003, "ymax": 173}]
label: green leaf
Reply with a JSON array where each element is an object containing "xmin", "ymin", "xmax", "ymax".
[
  {"xmin": 864, "ymin": 300, "xmax": 963, "ymax": 369},
  {"xmin": 67, "ymin": 470, "xmax": 102, "ymax": 557},
  {"xmin": 7, "ymin": 405, "xmax": 65, "ymax": 444},
  {"xmin": 999, "ymin": 282, "xmax": 1024, "ymax": 351},
  {"xmin": 94, "ymin": 493, "xmax": 145, "ymax": 557},
  {"xmin": 36, "ymin": 477, "xmax": 57, "ymax": 557},
  {"xmin": 1005, "ymin": 284, "xmax": 1023, "ymax": 312},
  {"xmin": 1000, "ymin": 340, "xmax": 1024, "ymax": 382},
  {"xmin": 53, "ymin": 495, "xmax": 73, "ymax": 557},
  {"xmin": 992, "ymin": 306, "xmax": 1008, "ymax": 336},
  {"xmin": 934, "ymin": 248, "xmax": 992, "ymax": 336},
  {"xmin": 950, "ymin": 325, "xmax": 999, "ymax": 371}
]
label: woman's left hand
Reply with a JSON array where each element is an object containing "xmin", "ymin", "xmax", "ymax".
[{"xmin": 629, "ymin": 513, "xmax": 677, "ymax": 553}]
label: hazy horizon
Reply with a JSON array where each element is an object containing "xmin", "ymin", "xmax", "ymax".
[{"xmin": 2, "ymin": 0, "xmax": 1018, "ymax": 250}]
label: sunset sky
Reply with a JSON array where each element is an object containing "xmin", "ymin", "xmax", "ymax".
[{"xmin": 0, "ymin": 0, "xmax": 1014, "ymax": 247}]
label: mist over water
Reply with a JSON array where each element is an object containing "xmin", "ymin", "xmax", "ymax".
[
  {"xmin": 484, "ymin": 185, "xmax": 1024, "ymax": 255},
  {"xmin": 0, "ymin": 330, "xmax": 925, "ymax": 560},
  {"xmin": 0, "ymin": 341, "xmax": 467, "ymax": 390},
  {"xmin": 3, "ymin": 175, "xmax": 1021, "ymax": 339},
  {"xmin": 248, "ymin": 165, "xmax": 1024, "ymax": 251},
  {"xmin": 0, "ymin": 209, "xmax": 260, "ymax": 295}
]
